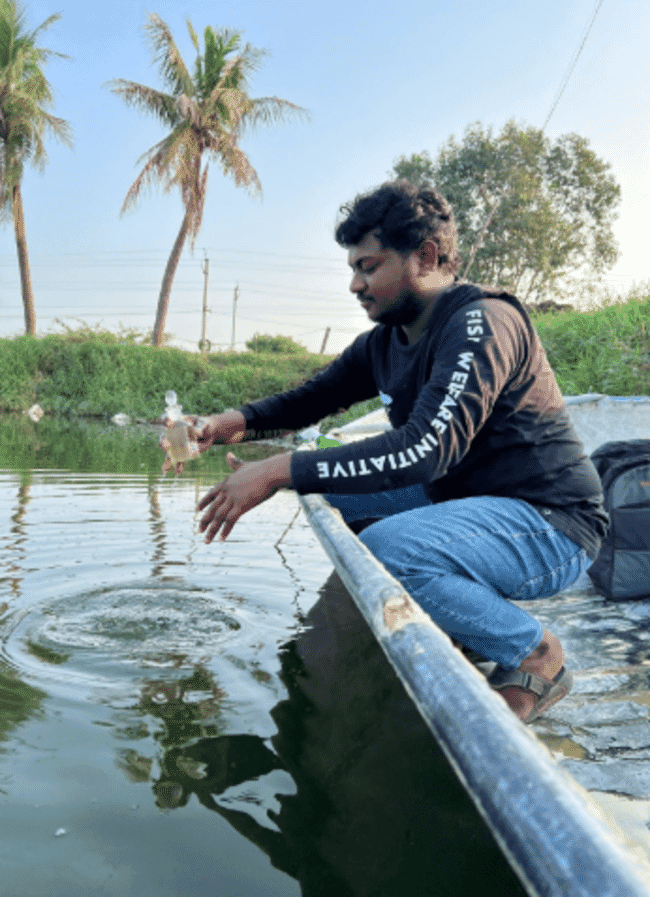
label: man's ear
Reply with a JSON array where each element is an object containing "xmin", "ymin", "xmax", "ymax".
[{"xmin": 417, "ymin": 240, "xmax": 439, "ymax": 274}]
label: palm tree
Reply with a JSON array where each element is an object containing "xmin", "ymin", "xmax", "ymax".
[
  {"xmin": 0, "ymin": 0, "xmax": 71, "ymax": 335},
  {"xmin": 107, "ymin": 15, "xmax": 308, "ymax": 347}
]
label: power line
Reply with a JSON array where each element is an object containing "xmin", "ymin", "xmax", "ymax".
[
  {"xmin": 542, "ymin": 0, "xmax": 605, "ymax": 131},
  {"xmin": 466, "ymin": 1, "xmax": 606, "ymax": 277},
  {"xmin": 58, "ymin": 246, "xmax": 346, "ymax": 264}
]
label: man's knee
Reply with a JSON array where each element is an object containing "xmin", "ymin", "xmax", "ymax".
[{"xmin": 358, "ymin": 517, "xmax": 403, "ymax": 565}]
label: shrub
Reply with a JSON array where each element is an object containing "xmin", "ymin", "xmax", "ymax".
[{"xmin": 245, "ymin": 333, "xmax": 307, "ymax": 354}]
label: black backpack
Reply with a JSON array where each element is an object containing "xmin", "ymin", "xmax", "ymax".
[{"xmin": 588, "ymin": 440, "xmax": 650, "ymax": 600}]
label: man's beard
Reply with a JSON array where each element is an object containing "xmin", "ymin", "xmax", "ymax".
[{"xmin": 375, "ymin": 291, "xmax": 423, "ymax": 327}]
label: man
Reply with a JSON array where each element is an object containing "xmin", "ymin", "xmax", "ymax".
[{"xmin": 193, "ymin": 180, "xmax": 608, "ymax": 723}]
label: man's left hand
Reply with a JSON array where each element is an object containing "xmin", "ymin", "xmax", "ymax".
[{"xmin": 197, "ymin": 451, "xmax": 293, "ymax": 543}]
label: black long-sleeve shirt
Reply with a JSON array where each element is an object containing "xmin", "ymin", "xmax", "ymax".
[{"xmin": 240, "ymin": 284, "xmax": 608, "ymax": 559}]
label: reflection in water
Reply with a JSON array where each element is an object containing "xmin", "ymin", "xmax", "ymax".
[
  {"xmin": 0, "ymin": 414, "xmax": 163, "ymax": 473},
  {"xmin": 0, "ymin": 662, "xmax": 45, "ymax": 746},
  {"xmin": 148, "ymin": 483, "xmax": 168, "ymax": 578},
  {"xmin": 142, "ymin": 573, "xmax": 525, "ymax": 897},
  {"xmin": 270, "ymin": 573, "xmax": 525, "ymax": 895},
  {"xmin": 4, "ymin": 470, "xmax": 32, "ymax": 599},
  {"xmin": 139, "ymin": 665, "xmax": 228, "ymax": 752},
  {"xmin": 0, "ymin": 412, "xmax": 286, "ymax": 476}
]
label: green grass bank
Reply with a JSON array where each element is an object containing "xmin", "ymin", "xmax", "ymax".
[
  {"xmin": 2, "ymin": 295, "xmax": 650, "ymax": 426},
  {"xmin": 0, "ymin": 330, "xmax": 336, "ymax": 421}
]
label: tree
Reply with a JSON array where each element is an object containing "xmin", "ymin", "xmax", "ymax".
[
  {"xmin": 392, "ymin": 121, "xmax": 621, "ymax": 304},
  {"xmin": 0, "ymin": 0, "xmax": 71, "ymax": 335},
  {"xmin": 391, "ymin": 150, "xmax": 436, "ymax": 188},
  {"xmin": 108, "ymin": 15, "xmax": 308, "ymax": 347}
]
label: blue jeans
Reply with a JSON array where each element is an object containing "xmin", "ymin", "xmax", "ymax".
[{"xmin": 327, "ymin": 489, "xmax": 589, "ymax": 669}]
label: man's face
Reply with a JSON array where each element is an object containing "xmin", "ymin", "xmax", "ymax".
[{"xmin": 347, "ymin": 231, "xmax": 422, "ymax": 327}]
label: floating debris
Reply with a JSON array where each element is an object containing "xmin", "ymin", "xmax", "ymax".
[
  {"xmin": 25, "ymin": 404, "xmax": 43, "ymax": 422},
  {"xmin": 111, "ymin": 412, "xmax": 131, "ymax": 427}
]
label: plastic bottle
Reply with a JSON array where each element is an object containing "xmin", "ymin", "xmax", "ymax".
[{"xmin": 162, "ymin": 390, "xmax": 200, "ymax": 464}]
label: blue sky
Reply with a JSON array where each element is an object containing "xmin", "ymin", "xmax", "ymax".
[{"xmin": 2, "ymin": 0, "xmax": 649, "ymax": 353}]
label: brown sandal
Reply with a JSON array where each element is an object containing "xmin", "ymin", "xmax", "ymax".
[{"xmin": 487, "ymin": 665, "xmax": 573, "ymax": 723}]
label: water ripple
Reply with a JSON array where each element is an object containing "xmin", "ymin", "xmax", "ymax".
[{"xmin": 1, "ymin": 582, "xmax": 244, "ymax": 697}]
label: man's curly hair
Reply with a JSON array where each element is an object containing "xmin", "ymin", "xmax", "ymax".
[{"xmin": 335, "ymin": 180, "xmax": 459, "ymax": 275}]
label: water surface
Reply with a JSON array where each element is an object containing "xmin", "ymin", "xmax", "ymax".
[{"xmin": 0, "ymin": 417, "xmax": 524, "ymax": 896}]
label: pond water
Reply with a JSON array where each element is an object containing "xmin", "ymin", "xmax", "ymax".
[{"xmin": 0, "ymin": 416, "xmax": 525, "ymax": 897}]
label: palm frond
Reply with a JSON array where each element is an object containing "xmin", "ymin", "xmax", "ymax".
[
  {"xmin": 244, "ymin": 95, "xmax": 310, "ymax": 128},
  {"xmin": 30, "ymin": 18, "xmax": 69, "ymax": 63},
  {"xmin": 122, "ymin": 123, "xmax": 199, "ymax": 210},
  {"xmin": 40, "ymin": 109, "xmax": 72, "ymax": 146},
  {"xmin": 145, "ymin": 13, "xmax": 193, "ymax": 97},
  {"xmin": 120, "ymin": 139, "xmax": 174, "ymax": 213},
  {"xmin": 211, "ymin": 27, "xmax": 242, "ymax": 58},
  {"xmin": 202, "ymin": 85, "xmax": 249, "ymax": 133},
  {"xmin": 196, "ymin": 27, "xmax": 242, "ymax": 97},
  {"xmin": 206, "ymin": 132, "xmax": 261, "ymax": 195},
  {"xmin": 106, "ymin": 78, "xmax": 179, "ymax": 128},
  {"xmin": 186, "ymin": 18, "xmax": 200, "ymax": 53},
  {"xmin": 206, "ymin": 89, "xmax": 309, "ymax": 137},
  {"xmin": 27, "ymin": 11, "xmax": 61, "ymax": 42},
  {"xmin": 213, "ymin": 43, "xmax": 269, "ymax": 96}
]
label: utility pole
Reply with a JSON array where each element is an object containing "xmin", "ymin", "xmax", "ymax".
[
  {"xmin": 230, "ymin": 284, "xmax": 239, "ymax": 351},
  {"xmin": 200, "ymin": 254, "xmax": 209, "ymax": 354},
  {"xmin": 320, "ymin": 327, "xmax": 331, "ymax": 354}
]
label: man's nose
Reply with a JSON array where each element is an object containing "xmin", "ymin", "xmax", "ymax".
[{"xmin": 350, "ymin": 271, "xmax": 366, "ymax": 294}]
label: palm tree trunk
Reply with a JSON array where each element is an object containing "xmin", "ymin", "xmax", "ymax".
[
  {"xmin": 13, "ymin": 183, "xmax": 36, "ymax": 336},
  {"xmin": 153, "ymin": 208, "xmax": 192, "ymax": 347}
]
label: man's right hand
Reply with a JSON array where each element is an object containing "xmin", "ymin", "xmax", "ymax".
[{"xmin": 190, "ymin": 409, "xmax": 248, "ymax": 453}]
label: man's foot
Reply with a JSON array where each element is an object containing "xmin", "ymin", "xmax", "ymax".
[
  {"xmin": 488, "ymin": 665, "xmax": 573, "ymax": 723},
  {"xmin": 488, "ymin": 630, "xmax": 571, "ymax": 722}
]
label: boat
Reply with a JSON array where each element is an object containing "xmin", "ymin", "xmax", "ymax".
[{"xmin": 297, "ymin": 395, "xmax": 650, "ymax": 897}]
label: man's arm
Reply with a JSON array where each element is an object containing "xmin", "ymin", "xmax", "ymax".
[
  {"xmin": 238, "ymin": 335, "xmax": 378, "ymax": 436},
  {"xmin": 197, "ymin": 450, "xmax": 293, "ymax": 542},
  {"xmin": 290, "ymin": 300, "xmax": 527, "ymax": 496},
  {"xmin": 195, "ymin": 302, "xmax": 527, "ymax": 541},
  {"xmin": 192, "ymin": 409, "xmax": 250, "ymax": 451},
  {"xmin": 192, "ymin": 335, "xmax": 375, "ymax": 540}
]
